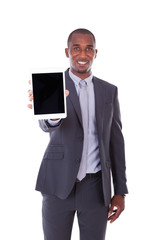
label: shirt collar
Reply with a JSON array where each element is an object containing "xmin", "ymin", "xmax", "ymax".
[{"xmin": 69, "ymin": 69, "xmax": 93, "ymax": 86}]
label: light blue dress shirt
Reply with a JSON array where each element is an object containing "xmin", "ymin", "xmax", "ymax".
[{"xmin": 48, "ymin": 69, "xmax": 101, "ymax": 174}]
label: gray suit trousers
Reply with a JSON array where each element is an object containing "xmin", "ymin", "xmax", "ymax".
[{"xmin": 42, "ymin": 171, "xmax": 109, "ymax": 240}]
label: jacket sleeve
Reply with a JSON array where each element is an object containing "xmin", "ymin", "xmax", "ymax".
[
  {"xmin": 110, "ymin": 87, "xmax": 128, "ymax": 195},
  {"xmin": 38, "ymin": 119, "xmax": 63, "ymax": 133}
]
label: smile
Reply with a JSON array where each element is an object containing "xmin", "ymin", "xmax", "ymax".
[{"xmin": 77, "ymin": 61, "xmax": 88, "ymax": 65}]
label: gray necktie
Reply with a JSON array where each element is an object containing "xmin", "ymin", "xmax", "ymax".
[{"xmin": 77, "ymin": 80, "xmax": 89, "ymax": 181}]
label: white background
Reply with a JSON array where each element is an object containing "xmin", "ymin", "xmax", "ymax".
[{"xmin": 0, "ymin": 0, "xmax": 160, "ymax": 239}]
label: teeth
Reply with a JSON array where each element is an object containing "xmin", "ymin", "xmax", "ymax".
[{"xmin": 78, "ymin": 61, "xmax": 87, "ymax": 65}]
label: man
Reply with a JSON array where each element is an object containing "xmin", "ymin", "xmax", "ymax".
[{"xmin": 28, "ymin": 28, "xmax": 128, "ymax": 240}]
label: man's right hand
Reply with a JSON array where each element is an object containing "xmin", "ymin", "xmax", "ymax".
[
  {"xmin": 27, "ymin": 80, "xmax": 69, "ymax": 121},
  {"xmin": 27, "ymin": 80, "xmax": 33, "ymax": 109}
]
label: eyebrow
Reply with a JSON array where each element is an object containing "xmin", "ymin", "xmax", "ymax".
[
  {"xmin": 72, "ymin": 44, "xmax": 94, "ymax": 47},
  {"xmin": 72, "ymin": 44, "xmax": 80, "ymax": 46}
]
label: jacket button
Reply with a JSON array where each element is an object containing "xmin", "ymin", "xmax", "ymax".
[{"xmin": 76, "ymin": 158, "xmax": 81, "ymax": 163}]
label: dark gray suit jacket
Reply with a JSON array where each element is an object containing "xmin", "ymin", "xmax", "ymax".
[{"xmin": 35, "ymin": 68, "xmax": 128, "ymax": 206}]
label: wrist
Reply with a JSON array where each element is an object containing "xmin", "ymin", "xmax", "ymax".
[{"xmin": 114, "ymin": 194, "xmax": 125, "ymax": 198}]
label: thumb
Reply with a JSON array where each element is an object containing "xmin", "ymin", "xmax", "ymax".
[{"xmin": 108, "ymin": 204, "xmax": 114, "ymax": 217}]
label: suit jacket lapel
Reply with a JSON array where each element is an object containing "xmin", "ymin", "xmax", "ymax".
[
  {"xmin": 65, "ymin": 70, "xmax": 83, "ymax": 126},
  {"xmin": 65, "ymin": 70, "xmax": 107, "ymax": 136},
  {"xmin": 93, "ymin": 77, "xmax": 105, "ymax": 142}
]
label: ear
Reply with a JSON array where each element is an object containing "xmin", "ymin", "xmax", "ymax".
[
  {"xmin": 94, "ymin": 49, "xmax": 98, "ymax": 59},
  {"xmin": 65, "ymin": 48, "xmax": 69, "ymax": 58}
]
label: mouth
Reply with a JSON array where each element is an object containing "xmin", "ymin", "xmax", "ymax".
[{"xmin": 77, "ymin": 61, "xmax": 88, "ymax": 66}]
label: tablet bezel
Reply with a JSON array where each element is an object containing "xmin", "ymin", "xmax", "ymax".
[{"xmin": 31, "ymin": 67, "xmax": 67, "ymax": 120}]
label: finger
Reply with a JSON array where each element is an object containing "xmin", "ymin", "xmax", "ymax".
[
  {"xmin": 65, "ymin": 89, "xmax": 69, "ymax": 97},
  {"xmin": 108, "ymin": 206, "xmax": 114, "ymax": 217},
  {"xmin": 28, "ymin": 80, "xmax": 31, "ymax": 85},
  {"xmin": 108, "ymin": 210, "xmax": 116, "ymax": 220},
  {"xmin": 28, "ymin": 90, "xmax": 33, "ymax": 96},
  {"xmin": 110, "ymin": 207, "xmax": 121, "ymax": 223},
  {"xmin": 29, "ymin": 95, "xmax": 33, "ymax": 101},
  {"xmin": 27, "ymin": 104, "xmax": 32, "ymax": 109},
  {"xmin": 108, "ymin": 210, "xmax": 116, "ymax": 218},
  {"xmin": 108, "ymin": 212, "xmax": 116, "ymax": 222}
]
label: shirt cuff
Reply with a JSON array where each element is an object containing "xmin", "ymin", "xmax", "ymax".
[{"xmin": 47, "ymin": 119, "xmax": 61, "ymax": 126}]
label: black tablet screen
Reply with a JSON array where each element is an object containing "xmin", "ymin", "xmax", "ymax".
[{"xmin": 32, "ymin": 72, "xmax": 65, "ymax": 115}]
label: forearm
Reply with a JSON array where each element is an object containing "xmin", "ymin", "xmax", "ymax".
[
  {"xmin": 38, "ymin": 119, "xmax": 63, "ymax": 133},
  {"xmin": 110, "ymin": 87, "xmax": 128, "ymax": 195}
]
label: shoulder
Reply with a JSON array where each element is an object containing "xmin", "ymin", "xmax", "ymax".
[{"xmin": 93, "ymin": 76, "xmax": 117, "ymax": 91}]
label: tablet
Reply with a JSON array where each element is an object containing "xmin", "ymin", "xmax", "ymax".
[{"xmin": 31, "ymin": 68, "xmax": 67, "ymax": 119}]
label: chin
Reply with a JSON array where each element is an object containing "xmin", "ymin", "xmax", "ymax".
[
  {"xmin": 77, "ymin": 67, "xmax": 90, "ymax": 74},
  {"xmin": 77, "ymin": 69, "xmax": 88, "ymax": 74}
]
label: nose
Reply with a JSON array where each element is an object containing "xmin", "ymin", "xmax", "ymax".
[{"xmin": 79, "ymin": 49, "xmax": 87, "ymax": 58}]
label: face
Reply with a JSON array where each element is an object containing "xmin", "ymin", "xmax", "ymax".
[{"xmin": 65, "ymin": 33, "xmax": 98, "ymax": 79}]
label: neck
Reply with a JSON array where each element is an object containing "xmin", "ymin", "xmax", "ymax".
[{"xmin": 70, "ymin": 68, "xmax": 91, "ymax": 80}]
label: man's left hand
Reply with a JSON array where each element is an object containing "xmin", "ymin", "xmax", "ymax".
[{"xmin": 108, "ymin": 194, "xmax": 125, "ymax": 223}]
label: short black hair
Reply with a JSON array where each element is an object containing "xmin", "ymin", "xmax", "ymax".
[{"xmin": 67, "ymin": 28, "xmax": 96, "ymax": 47}]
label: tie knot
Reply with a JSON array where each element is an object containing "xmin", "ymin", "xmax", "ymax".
[{"xmin": 79, "ymin": 80, "xmax": 87, "ymax": 88}]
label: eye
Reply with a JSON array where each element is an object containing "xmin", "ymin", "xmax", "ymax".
[
  {"xmin": 74, "ymin": 47, "xmax": 80, "ymax": 51},
  {"xmin": 86, "ymin": 47, "xmax": 93, "ymax": 52}
]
